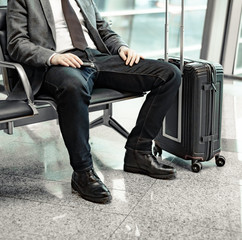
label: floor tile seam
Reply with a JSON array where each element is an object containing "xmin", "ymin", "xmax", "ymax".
[
  {"xmin": 93, "ymin": 190, "xmax": 153, "ymax": 216},
  {"xmin": 108, "ymin": 218, "xmax": 242, "ymax": 239},
  {"xmin": 107, "ymin": 179, "xmax": 158, "ymax": 240},
  {"xmin": 109, "ymin": 176, "xmax": 156, "ymax": 193},
  {"xmin": 0, "ymin": 195, "xmax": 93, "ymax": 212},
  {"xmin": 90, "ymin": 207, "xmax": 131, "ymax": 217},
  {"xmin": 107, "ymin": 214, "xmax": 134, "ymax": 240},
  {"xmin": 123, "ymin": 178, "xmax": 158, "ymax": 214}
]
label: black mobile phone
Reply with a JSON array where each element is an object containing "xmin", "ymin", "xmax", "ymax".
[{"xmin": 82, "ymin": 62, "xmax": 95, "ymax": 68}]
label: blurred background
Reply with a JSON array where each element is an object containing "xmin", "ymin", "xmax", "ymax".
[
  {"xmin": 94, "ymin": 0, "xmax": 207, "ymax": 59},
  {"xmin": 1, "ymin": 0, "xmax": 242, "ymax": 78}
]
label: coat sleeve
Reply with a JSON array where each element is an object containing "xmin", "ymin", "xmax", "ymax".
[{"xmin": 7, "ymin": 0, "xmax": 55, "ymax": 67}]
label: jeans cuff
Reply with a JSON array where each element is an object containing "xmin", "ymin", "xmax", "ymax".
[
  {"xmin": 125, "ymin": 146, "xmax": 152, "ymax": 154},
  {"xmin": 74, "ymin": 164, "xmax": 93, "ymax": 173}
]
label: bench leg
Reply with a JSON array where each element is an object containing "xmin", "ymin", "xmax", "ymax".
[
  {"xmin": 3, "ymin": 122, "xmax": 14, "ymax": 135},
  {"xmin": 108, "ymin": 116, "xmax": 129, "ymax": 138},
  {"xmin": 89, "ymin": 103, "xmax": 129, "ymax": 138}
]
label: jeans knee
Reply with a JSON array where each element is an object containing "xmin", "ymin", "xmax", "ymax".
[
  {"xmin": 166, "ymin": 63, "xmax": 182, "ymax": 90},
  {"xmin": 173, "ymin": 65, "xmax": 182, "ymax": 89},
  {"xmin": 154, "ymin": 61, "xmax": 181, "ymax": 89},
  {"xmin": 58, "ymin": 78, "xmax": 91, "ymax": 102}
]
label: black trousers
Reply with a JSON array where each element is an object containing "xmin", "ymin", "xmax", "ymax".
[{"xmin": 43, "ymin": 48, "xmax": 181, "ymax": 171}]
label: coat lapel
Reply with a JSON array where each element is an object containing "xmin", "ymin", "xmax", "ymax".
[
  {"xmin": 75, "ymin": 0, "xmax": 110, "ymax": 54},
  {"xmin": 39, "ymin": 0, "xmax": 56, "ymax": 43},
  {"xmin": 75, "ymin": 0, "xmax": 96, "ymax": 27}
]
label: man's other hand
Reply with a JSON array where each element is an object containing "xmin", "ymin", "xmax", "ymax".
[
  {"xmin": 50, "ymin": 53, "xmax": 83, "ymax": 68},
  {"xmin": 118, "ymin": 46, "xmax": 144, "ymax": 66}
]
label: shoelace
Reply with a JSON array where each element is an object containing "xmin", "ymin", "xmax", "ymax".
[{"xmin": 87, "ymin": 169, "xmax": 102, "ymax": 183}]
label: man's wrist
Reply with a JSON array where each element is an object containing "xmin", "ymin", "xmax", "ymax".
[
  {"xmin": 47, "ymin": 53, "xmax": 57, "ymax": 66},
  {"xmin": 118, "ymin": 46, "xmax": 128, "ymax": 54}
]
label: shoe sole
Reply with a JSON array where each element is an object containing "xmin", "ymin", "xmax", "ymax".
[
  {"xmin": 71, "ymin": 180, "xmax": 112, "ymax": 204},
  {"xmin": 124, "ymin": 165, "xmax": 176, "ymax": 180}
]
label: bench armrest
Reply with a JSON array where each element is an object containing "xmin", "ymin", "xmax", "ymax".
[{"xmin": 0, "ymin": 60, "xmax": 37, "ymax": 114}]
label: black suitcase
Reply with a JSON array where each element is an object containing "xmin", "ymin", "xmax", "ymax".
[{"xmin": 154, "ymin": 0, "xmax": 226, "ymax": 172}]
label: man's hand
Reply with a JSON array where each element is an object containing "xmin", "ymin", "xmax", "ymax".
[
  {"xmin": 50, "ymin": 53, "xmax": 83, "ymax": 68},
  {"xmin": 118, "ymin": 46, "xmax": 144, "ymax": 66}
]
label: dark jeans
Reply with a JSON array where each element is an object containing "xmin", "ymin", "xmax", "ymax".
[{"xmin": 43, "ymin": 48, "xmax": 181, "ymax": 171}]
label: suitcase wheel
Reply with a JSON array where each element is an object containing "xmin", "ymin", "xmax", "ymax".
[
  {"xmin": 191, "ymin": 161, "xmax": 203, "ymax": 173},
  {"xmin": 153, "ymin": 144, "xmax": 162, "ymax": 157},
  {"xmin": 215, "ymin": 155, "xmax": 226, "ymax": 167}
]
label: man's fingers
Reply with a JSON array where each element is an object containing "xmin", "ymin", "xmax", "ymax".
[
  {"xmin": 68, "ymin": 57, "xmax": 81, "ymax": 68},
  {"xmin": 71, "ymin": 54, "xmax": 83, "ymax": 65},
  {"xmin": 119, "ymin": 46, "xmax": 146, "ymax": 66},
  {"xmin": 125, "ymin": 51, "xmax": 133, "ymax": 65},
  {"xmin": 65, "ymin": 54, "xmax": 83, "ymax": 68},
  {"xmin": 64, "ymin": 57, "xmax": 79, "ymax": 68},
  {"xmin": 119, "ymin": 51, "xmax": 127, "ymax": 61},
  {"xmin": 129, "ymin": 53, "xmax": 139, "ymax": 66},
  {"xmin": 126, "ymin": 51, "xmax": 143, "ymax": 66},
  {"xmin": 134, "ymin": 55, "xmax": 140, "ymax": 65},
  {"xmin": 59, "ymin": 59, "xmax": 70, "ymax": 67},
  {"xmin": 129, "ymin": 56, "xmax": 135, "ymax": 66},
  {"xmin": 60, "ymin": 57, "xmax": 76, "ymax": 68},
  {"xmin": 51, "ymin": 53, "xmax": 84, "ymax": 68}
]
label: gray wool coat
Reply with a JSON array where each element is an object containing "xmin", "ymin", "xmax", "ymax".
[{"xmin": 6, "ymin": 0, "xmax": 127, "ymax": 99}]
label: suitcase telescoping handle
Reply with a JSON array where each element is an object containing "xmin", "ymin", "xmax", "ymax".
[
  {"xmin": 164, "ymin": 0, "xmax": 184, "ymax": 72},
  {"xmin": 162, "ymin": 0, "xmax": 184, "ymax": 144}
]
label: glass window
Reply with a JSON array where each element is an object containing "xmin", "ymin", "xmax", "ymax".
[
  {"xmin": 94, "ymin": 0, "xmax": 208, "ymax": 59},
  {"xmin": 0, "ymin": 0, "xmax": 7, "ymax": 7},
  {"xmin": 234, "ymin": 15, "xmax": 242, "ymax": 76}
]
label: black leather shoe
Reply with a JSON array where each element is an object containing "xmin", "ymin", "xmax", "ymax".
[
  {"xmin": 124, "ymin": 149, "xmax": 176, "ymax": 179},
  {"xmin": 71, "ymin": 168, "xmax": 112, "ymax": 204}
]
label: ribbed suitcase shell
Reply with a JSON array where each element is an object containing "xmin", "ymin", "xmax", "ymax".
[
  {"xmin": 155, "ymin": 0, "xmax": 225, "ymax": 172},
  {"xmin": 154, "ymin": 58, "xmax": 225, "ymax": 172}
]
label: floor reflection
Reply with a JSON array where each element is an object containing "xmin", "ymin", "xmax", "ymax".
[{"xmin": 0, "ymin": 78, "xmax": 242, "ymax": 239}]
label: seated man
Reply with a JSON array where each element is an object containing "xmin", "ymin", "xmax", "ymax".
[{"xmin": 7, "ymin": 0, "xmax": 181, "ymax": 204}]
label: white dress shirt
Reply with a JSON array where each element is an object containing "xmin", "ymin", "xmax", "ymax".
[{"xmin": 49, "ymin": 0, "xmax": 97, "ymax": 53}]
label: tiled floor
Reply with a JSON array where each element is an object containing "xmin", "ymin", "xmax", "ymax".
[{"xmin": 0, "ymin": 78, "xmax": 242, "ymax": 240}]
